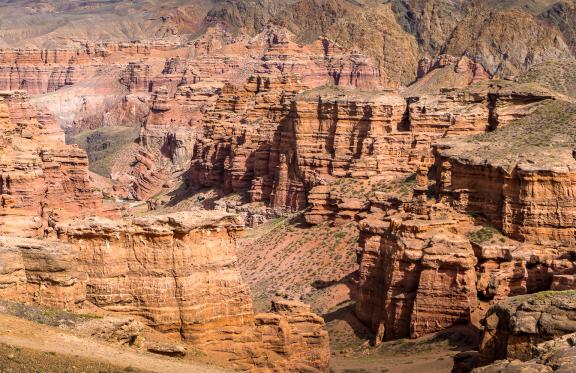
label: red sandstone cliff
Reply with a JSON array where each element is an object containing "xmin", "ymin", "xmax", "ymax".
[
  {"xmin": 0, "ymin": 211, "xmax": 330, "ymax": 372},
  {"xmin": 0, "ymin": 91, "xmax": 115, "ymax": 237}
]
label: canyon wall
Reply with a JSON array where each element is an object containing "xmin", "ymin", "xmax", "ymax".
[
  {"xmin": 435, "ymin": 147, "xmax": 576, "ymax": 245},
  {"xmin": 352, "ymin": 89, "xmax": 575, "ymax": 345},
  {"xmin": 0, "ymin": 211, "xmax": 330, "ymax": 371},
  {"xmin": 0, "ymin": 91, "xmax": 115, "ymax": 238},
  {"xmin": 189, "ymin": 77, "xmax": 554, "ymax": 221}
]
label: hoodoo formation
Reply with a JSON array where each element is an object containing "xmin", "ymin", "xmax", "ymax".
[{"xmin": 1, "ymin": 1, "xmax": 576, "ymax": 372}]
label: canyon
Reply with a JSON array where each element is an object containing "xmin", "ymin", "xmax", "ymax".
[{"xmin": 0, "ymin": 1, "xmax": 576, "ymax": 373}]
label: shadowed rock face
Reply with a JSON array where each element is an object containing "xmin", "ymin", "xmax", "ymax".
[
  {"xmin": 0, "ymin": 211, "xmax": 330, "ymax": 372},
  {"xmin": 453, "ymin": 292, "xmax": 576, "ymax": 372},
  {"xmin": 477, "ymin": 291, "xmax": 576, "ymax": 365},
  {"xmin": 434, "ymin": 97, "xmax": 576, "ymax": 245},
  {"xmin": 352, "ymin": 82, "xmax": 576, "ymax": 348},
  {"xmin": 471, "ymin": 330, "xmax": 576, "ymax": 373}
]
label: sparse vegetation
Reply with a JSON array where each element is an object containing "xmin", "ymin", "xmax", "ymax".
[
  {"xmin": 463, "ymin": 100, "xmax": 576, "ymax": 166},
  {"xmin": 467, "ymin": 227, "xmax": 500, "ymax": 244},
  {"xmin": 67, "ymin": 126, "xmax": 140, "ymax": 177},
  {"xmin": 516, "ymin": 59, "xmax": 576, "ymax": 99}
]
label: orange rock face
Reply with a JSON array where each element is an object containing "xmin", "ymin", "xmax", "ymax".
[
  {"xmin": 0, "ymin": 91, "xmax": 115, "ymax": 237},
  {"xmin": 0, "ymin": 211, "xmax": 330, "ymax": 372},
  {"xmin": 355, "ymin": 197, "xmax": 479, "ymax": 341},
  {"xmin": 55, "ymin": 212, "xmax": 253, "ymax": 342},
  {"xmin": 353, "ymin": 87, "xmax": 576, "ymax": 345}
]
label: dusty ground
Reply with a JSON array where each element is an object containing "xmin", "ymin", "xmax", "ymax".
[
  {"xmin": 329, "ymin": 325, "xmax": 479, "ymax": 373},
  {"xmin": 236, "ymin": 210, "xmax": 478, "ymax": 373},
  {"xmin": 0, "ymin": 302, "xmax": 230, "ymax": 373},
  {"xmin": 238, "ymin": 214, "xmax": 359, "ymax": 313}
]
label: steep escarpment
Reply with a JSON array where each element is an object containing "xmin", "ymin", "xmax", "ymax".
[
  {"xmin": 0, "ymin": 91, "xmax": 115, "ymax": 238},
  {"xmin": 435, "ymin": 98, "xmax": 576, "ymax": 244},
  {"xmin": 0, "ymin": 211, "xmax": 330, "ymax": 372},
  {"xmin": 53, "ymin": 212, "xmax": 254, "ymax": 344},
  {"xmin": 352, "ymin": 82, "xmax": 575, "ymax": 345},
  {"xmin": 452, "ymin": 291, "xmax": 576, "ymax": 372}
]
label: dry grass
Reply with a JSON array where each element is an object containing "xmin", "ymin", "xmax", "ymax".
[
  {"xmin": 516, "ymin": 59, "xmax": 576, "ymax": 98},
  {"xmin": 460, "ymin": 100, "xmax": 576, "ymax": 165},
  {"xmin": 238, "ymin": 214, "xmax": 359, "ymax": 313},
  {"xmin": 67, "ymin": 126, "xmax": 139, "ymax": 177}
]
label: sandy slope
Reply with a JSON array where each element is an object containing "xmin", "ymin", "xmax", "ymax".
[{"xmin": 0, "ymin": 313, "xmax": 229, "ymax": 373}]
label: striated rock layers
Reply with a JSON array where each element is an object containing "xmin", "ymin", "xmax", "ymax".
[
  {"xmin": 0, "ymin": 42, "xmax": 165, "ymax": 95},
  {"xmin": 355, "ymin": 182, "xmax": 576, "ymax": 345},
  {"xmin": 190, "ymin": 78, "xmax": 559, "ymax": 219},
  {"xmin": 354, "ymin": 87, "xmax": 576, "ymax": 345},
  {"xmin": 355, "ymin": 192, "xmax": 479, "ymax": 342},
  {"xmin": 477, "ymin": 291, "xmax": 576, "ymax": 366},
  {"xmin": 108, "ymin": 26, "xmax": 386, "ymax": 202},
  {"xmin": 0, "ymin": 211, "xmax": 329, "ymax": 371},
  {"xmin": 0, "ymin": 91, "xmax": 113, "ymax": 238},
  {"xmin": 434, "ymin": 97, "xmax": 576, "ymax": 245}
]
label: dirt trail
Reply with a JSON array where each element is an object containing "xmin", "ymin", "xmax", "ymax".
[{"xmin": 0, "ymin": 313, "xmax": 230, "ymax": 373}]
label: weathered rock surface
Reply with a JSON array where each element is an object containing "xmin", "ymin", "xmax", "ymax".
[
  {"xmin": 471, "ymin": 331, "xmax": 576, "ymax": 373},
  {"xmin": 0, "ymin": 236, "xmax": 86, "ymax": 309},
  {"xmin": 0, "ymin": 211, "xmax": 330, "ymax": 371},
  {"xmin": 434, "ymin": 96, "xmax": 576, "ymax": 244},
  {"xmin": 444, "ymin": 7, "xmax": 573, "ymax": 79},
  {"xmin": 453, "ymin": 292, "xmax": 576, "ymax": 372},
  {"xmin": 477, "ymin": 291, "xmax": 576, "ymax": 365},
  {"xmin": 0, "ymin": 91, "xmax": 115, "ymax": 237},
  {"xmin": 354, "ymin": 89, "xmax": 576, "ymax": 343},
  {"xmin": 355, "ymin": 194, "xmax": 479, "ymax": 342}
]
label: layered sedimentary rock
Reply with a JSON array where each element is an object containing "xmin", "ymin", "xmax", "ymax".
[
  {"xmin": 0, "ymin": 236, "xmax": 85, "ymax": 309},
  {"xmin": 355, "ymin": 186, "xmax": 576, "ymax": 345},
  {"xmin": 471, "ymin": 330, "xmax": 576, "ymax": 373},
  {"xmin": 434, "ymin": 98, "xmax": 576, "ymax": 244},
  {"xmin": 192, "ymin": 77, "xmax": 557, "ymax": 217},
  {"xmin": 354, "ymin": 85, "xmax": 576, "ymax": 345},
  {"xmin": 107, "ymin": 26, "xmax": 387, "ymax": 203},
  {"xmin": 0, "ymin": 211, "xmax": 330, "ymax": 371},
  {"xmin": 0, "ymin": 42, "xmax": 167, "ymax": 96},
  {"xmin": 405, "ymin": 54, "xmax": 490, "ymax": 96},
  {"xmin": 120, "ymin": 63, "xmax": 151, "ymax": 93},
  {"xmin": 355, "ymin": 193, "xmax": 479, "ymax": 342},
  {"xmin": 54, "ymin": 212, "xmax": 253, "ymax": 343},
  {"xmin": 255, "ymin": 299, "xmax": 330, "ymax": 372},
  {"xmin": 0, "ymin": 91, "xmax": 112, "ymax": 237}
]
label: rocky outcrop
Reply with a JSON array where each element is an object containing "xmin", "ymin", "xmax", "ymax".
[
  {"xmin": 192, "ymin": 78, "xmax": 559, "ymax": 218},
  {"xmin": 0, "ymin": 236, "xmax": 85, "ymax": 309},
  {"xmin": 0, "ymin": 211, "xmax": 330, "ymax": 371},
  {"xmin": 476, "ymin": 291, "xmax": 576, "ymax": 365},
  {"xmin": 54, "ymin": 212, "xmax": 253, "ymax": 343},
  {"xmin": 355, "ymin": 194, "xmax": 479, "ymax": 342},
  {"xmin": 120, "ymin": 63, "xmax": 151, "ymax": 93},
  {"xmin": 0, "ymin": 91, "xmax": 114, "ymax": 237},
  {"xmin": 406, "ymin": 54, "xmax": 490, "ymax": 96},
  {"xmin": 353, "ymin": 84, "xmax": 574, "ymax": 347},
  {"xmin": 471, "ymin": 330, "xmax": 576, "ymax": 373},
  {"xmin": 254, "ymin": 299, "xmax": 330, "ymax": 372},
  {"xmin": 444, "ymin": 8, "xmax": 573, "ymax": 79},
  {"xmin": 434, "ymin": 97, "xmax": 576, "ymax": 244}
]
